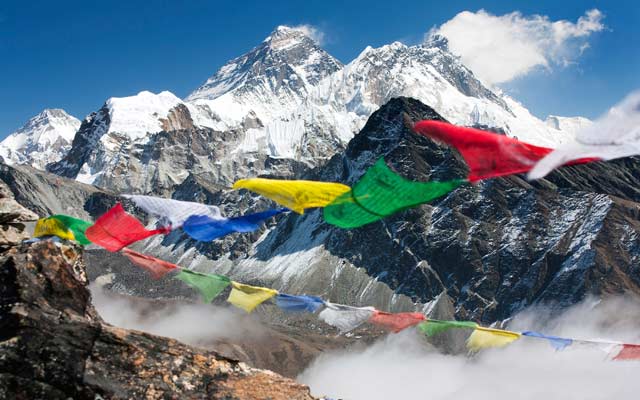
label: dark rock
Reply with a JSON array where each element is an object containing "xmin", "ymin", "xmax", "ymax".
[{"xmin": 0, "ymin": 241, "xmax": 316, "ymax": 399}]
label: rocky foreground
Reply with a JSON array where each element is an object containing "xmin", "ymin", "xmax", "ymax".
[{"xmin": 0, "ymin": 239, "xmax": 317, "ymax": 400}]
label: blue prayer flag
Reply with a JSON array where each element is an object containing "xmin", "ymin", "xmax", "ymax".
[
  {"xmin": 275, "ymin": 293, "xmax": 325, "ymax": 313},
  {"xmin": 522, "ymin": 331, "xmax": 573, "ymax": 350},
  {"xmin": 183, "ymin": 208, "xmax": 287, "ymax": 241}
]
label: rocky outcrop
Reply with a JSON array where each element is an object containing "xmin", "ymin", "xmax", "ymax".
[
  {"xmin": 0, "ymin": 240, "xmax": 316, "ymax": 399},
  {"xmin": 0, "ymin": 175, "xmax": 38, "ymax": 249}
]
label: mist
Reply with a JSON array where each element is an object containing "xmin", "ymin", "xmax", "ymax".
[
  {"xmin": 89, "ymin": 281, "xmax": 265, "ymax": 347},
  {"xmin": 299, "ymin": 296, "xmax": 640, "ymax": 400}
]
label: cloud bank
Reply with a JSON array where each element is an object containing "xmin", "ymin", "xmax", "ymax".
[
  {"xmin": 299, "ymin": 296, "xmax": 640, "ymax": 400},
  {"xmin": 287, "ymin": 24, "xmax": 326, "ymax": 45},
  {"xmin": 90, "ymin": 282, "xmax": 265, "ymax": 347},
  {"xmin": 429, "ymin": 9, "xmax": 605, "ymax": 85}
]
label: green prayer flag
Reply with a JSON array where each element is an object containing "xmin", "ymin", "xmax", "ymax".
[
  {"xmin": 51, "ymin": 215, "xmax": 93, "ymax": 245},
  {"xmin": 174, "ymin": 269, "xmax": 231, "ymax": 303},
  {"xmin": 323, "ymin": 158, "xmax": 465, "ymax": 228},
  {"xmin": 417, "ymin": 320, "xmax": 478, "ymax": 337}
]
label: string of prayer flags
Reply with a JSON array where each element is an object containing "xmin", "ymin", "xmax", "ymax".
[
  {"xmin": 318, "ymin": 302, "xmax": 376, "ymax": 333},
  {"xmin": 275, "ymin": 293, "xmax": 325, "ymax": 313},
  {"xmin": 529, "ymin": 90, "xmax": 640, "ymax": 180},
  {"xmin": 417, "ymin": 320, "xmax": 478, "ymax": 337},
  {"xmin": 613, "ymin": 344, "xmax": 640, "ymax": 361},
  {"xmin": 467, "ymin": 327, "xmax": 521, "ymax": 352},
  {"xmin": 182, "ymin": 208, "xmax": 287, "ymax": 242},
  {"xmin": 324, "ymin": 158, "xmax": 464, "ymax": 228},
  {"xmin": 522, "ymin": 331, "xmax": 573, "ymax": 351},
  {"xmin": 174, "ymin": 269, "xmax": 231, "ymax": 303},
  {"xmin": 228, "ymin": 282, "xmax": 278, "ymax": 313},
  {"xmin": 369, "ymin": 311, "xmax": 426, "ymax": 333},
  {"xmin": 124, "ymin": 195, "xmax": 223, "ymax": 228},
  {"xmin": 413, "ymin": 120, "xmax": 597, "ymax": 182},
  {"xmin": 122, "ymin": 248, "xmax": 178, "ymax": 280},
  {"xmin": 85, "ymin": 203, "xmax": 170, "ymax": 252},
  {"xmin": 232, "ymin": 178, "xmax": 350, "ymax": 214},
  {"xmin": 34, "ymin": 216, "xmax": 77, "ymax": 242}
]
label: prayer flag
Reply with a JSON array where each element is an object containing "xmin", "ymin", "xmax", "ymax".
[
  {"xmin": 318, "ymin": 302, "xmax": 376, "ymax": 333},
  {"xmin": 522, "ymin": 331, "xmax": 573, "ymax": 350},
  {"xmin": 174, "ymin": 269, "xmax": 230, "ymax": 303},
  {"xmin": 417, "ymin": 320, "xmax": 478, "ymax": 337},
  {"xmin": 49, "ymin": 215, "xmax": 93, "ymax": 245},
  {"xmin": 324, "ymin": 158, "xmax": 464, "ymax": 228},
  {"xmin": 228, "ymin": 281, "xmax": 278, "ymax": 313},
  {"xmin": 275, "ymin": 293, "xmax": 325, "ymax": 313},
  {"xmin": 85, "ymin": 203, "xmax": 170, "ymax": 252},
  {"xmin": 124, "ymin": 195, "xmax": 222, "ymax": 228},
  {"xmin": 122, "ymin": 248, "xmax": 178, "ymax": 280},
  {"xmin": 613, "ymin": 344, "xmax": 640, "ymax": 361},
  {"xmin": 34, "ymin": 217, "xmax": 76, "ymax": 242},
  {"xmin": 529, "ymin": 90, "xmax": 640, "ymax": 179},
  {"xmin": 232, "ymin": 178, "xmax": 350, "ymax": 214},
  {"xmin": 369, "ymin": 311, "xmax": 426, "ymax": 333},
  {"xmin": 413, "ymin": 120, "xmax": 596, "ymax": 182},
  {"xmin": 467, "ymin": 327, "xmax": 521, "ymax": 352},
  {"xmin": 182, "ymin": 208, "xmax": 287, "ymax": 242}
]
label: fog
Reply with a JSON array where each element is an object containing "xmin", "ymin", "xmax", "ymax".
[
  {"xmin": 89, "ymin": 281, "xmax": 265, "ymax": 347},
  {"xmin": 299, "ymin": 297, "xmax": 640, "ymax": 400}
]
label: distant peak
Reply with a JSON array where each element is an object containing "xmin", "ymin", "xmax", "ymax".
[{"xmin": 264, "ymin": 24, "xmax": 323, "ymax": 46}]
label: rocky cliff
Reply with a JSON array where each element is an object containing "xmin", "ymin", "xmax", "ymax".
[{"xmin": 0, "ymin": 239, "xmax": 318, "ymax": 400}]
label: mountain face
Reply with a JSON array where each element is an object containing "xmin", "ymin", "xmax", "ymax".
[
  {"xmin": 47, "ymin": 27, "xmax": 589, "ymax": 194},
  {"xmin": 0, "ymin": 109, "xmax": 80, "ymax": 169},
  {"xmin": 6, "ymin": 97, "xmax": 640, "ymax": 326}
]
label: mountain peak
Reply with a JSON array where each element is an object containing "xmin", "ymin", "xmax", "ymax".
[
  {"xmin": 186, "ymin": 25, "xmax": 341, "ymax": 102},
  {"xmin": 0, "ymin": 108, "xmax": 80, "ymax": 169}
]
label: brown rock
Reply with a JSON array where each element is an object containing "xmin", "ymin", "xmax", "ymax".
[{"xmin": 0, "ymin": 241, "xmax": 317, "ymax": 400}]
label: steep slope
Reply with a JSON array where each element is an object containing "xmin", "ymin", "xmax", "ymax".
[
  {"xmin": 0, "ymin": 109, "xmax": 80, "ymax": 169},
  {"xmin": 138, "ymin": 98, "xmax": 640, "ymax": 324}
]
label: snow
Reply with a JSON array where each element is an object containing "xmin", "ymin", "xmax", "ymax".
[
  {"xmin": 0, "ymin": 109, "xmax": 80, "ymax": 169},
  {"xmin": 105, "ymin": 91, "xmax": 182, "ymax": 140}
]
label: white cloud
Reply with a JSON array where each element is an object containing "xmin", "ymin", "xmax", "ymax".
[
  {"xmin": 299, "ymin": 296, "xmax": 640, "ymax": 400},
  {"xmin": 288, "ymin": 24, "xmax": 326, "ymax": 45},
  {"xmin": 429, "ymin": 9, "xmax": 605, "ymax": 85}
]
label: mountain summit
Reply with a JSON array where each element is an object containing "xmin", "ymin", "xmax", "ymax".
[
  {"xmin": 0, "ymin": 109, "xmax": 80, "ymax": 169},
  {"xmin": 187, "ymin": 25, "xmax": 342, "ymax": 103}
]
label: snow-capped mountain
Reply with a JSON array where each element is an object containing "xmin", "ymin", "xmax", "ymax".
[
  {"xmin": 0, "ymin": 109, "xmax": 80, "ymax": 169},
  {"xmin": 48, "ymin": 25, "xmax": 591, "ymax": 193}
]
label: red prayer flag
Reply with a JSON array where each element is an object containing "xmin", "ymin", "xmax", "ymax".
[
  {"xmin": 86, "ymin": 203, "xmax": 170, "ymax": 252},
  {"xmin": 122, "ymin": 247, "xmax": 177, "ymax": 279},
  {"xmin": 413, "ymin": 120, "xmax": 598, "ymax": 182},
  {"xmin": 369, "ymin": 310, "xmax": 426, "ymax": 333},
  {"xmin": 613, "ymin": 344, "xmax": 640, "ymax": 361}
]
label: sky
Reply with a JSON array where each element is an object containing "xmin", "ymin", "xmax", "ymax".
[{"xmin": 1, "ymin": 0, "xmax": 638, "ymax": 137}]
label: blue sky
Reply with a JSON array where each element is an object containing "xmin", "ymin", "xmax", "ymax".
[{"xmin": 1, "ymin": 0, "xmax": 638, "ymax": 137}]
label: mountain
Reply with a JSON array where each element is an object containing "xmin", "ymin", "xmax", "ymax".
[
  {"xmin": 47, "ymin": 27, "xmax": 590, "ymax": 193},
  {"xmin": 0, "ymin": 109, "xmax": 80, "ymax": 169},
  {"xmin": 5, "ymin": 98, "xmax": 640, "ymax": 325}
]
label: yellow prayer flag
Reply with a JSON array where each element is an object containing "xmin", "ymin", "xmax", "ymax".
[
  {"xmin": 228, "ymin": 281, "xmax": 278, "ymax": 313},
  {"xmin": 232, "ymin": 178, "xmax": 351, "ymax": 214},
  {"xmin": 467, "ymin": 327, "xmax": 521, "ymax": 352},
  {"xmin": 34, "ymin": 217, "xmax": 76, "ymax": 241}
]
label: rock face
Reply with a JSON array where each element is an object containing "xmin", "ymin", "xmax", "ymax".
[
  {"xmin": 0, "ymin": 240, "xmax": 317, "ymax": 399},
  {"xmin": 0, "ymin": 176, "xmax": 38, "ymax": 249},
  {"xmin": 139, "ymin": 97, "xmax": 640, "ymax": 323}
]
